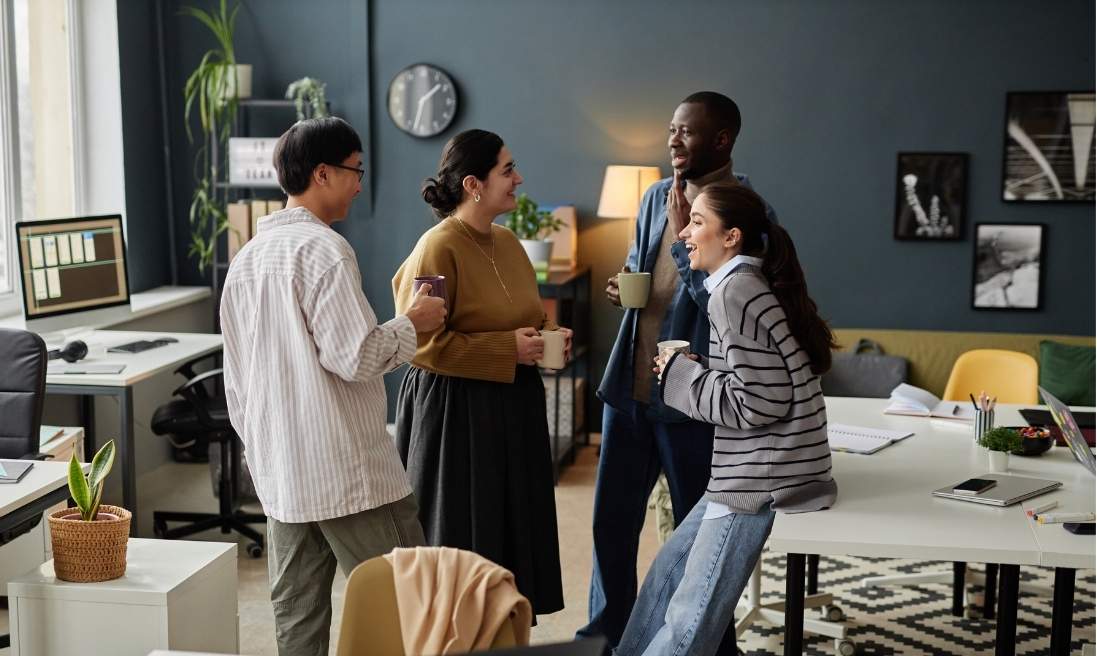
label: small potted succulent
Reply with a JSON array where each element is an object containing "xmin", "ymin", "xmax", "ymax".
[
  {"xmin": 48, "ymin": 440, "xmax": 131, "ymax": 582},
  {"xmin": 977, "ymin": 427, "xmax": 1023, "ymax": 473},
  {"xmin": 504, "ymin": 193, "xmax": 565, "ymax": 274}
]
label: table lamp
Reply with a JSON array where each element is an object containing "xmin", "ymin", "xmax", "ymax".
[{"xmin": 597, "ymin": 165, "xmax": 662, "ymax": 219}]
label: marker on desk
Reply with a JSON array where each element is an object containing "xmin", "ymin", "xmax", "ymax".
[
  {"xmin": 1037, "ymin": 512, "xmax": 1095, "ymax": 525},
  {"xmin": 1027, "ymin": 500, "xmax": 1059, "ymax": 518}
]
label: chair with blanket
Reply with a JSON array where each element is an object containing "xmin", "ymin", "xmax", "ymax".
[{"xmin": 336, "ymin": 548, "xmax": 527, "ymax": 656}]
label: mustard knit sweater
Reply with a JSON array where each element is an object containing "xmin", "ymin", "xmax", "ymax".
[{"xmin": 393, "ymin": 218, "xmax": 555, "ymax": 384}]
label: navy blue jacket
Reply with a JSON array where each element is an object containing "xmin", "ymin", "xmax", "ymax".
[{"xmin": 597, "ymin": 173, "xmax": 777, "ymax": 422}]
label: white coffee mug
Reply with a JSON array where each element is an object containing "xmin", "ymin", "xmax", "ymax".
[{"xmin": 538, "ymin": 330, "xmax": 567, "ymax": 370}]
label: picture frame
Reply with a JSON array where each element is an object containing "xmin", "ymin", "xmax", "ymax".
[
  {"xmin": 1001, "ymin": 91, "xmax": 1095, "ymax": 202},
  {"xmin": 894, "ymin": 152, "xmax": 967, "ymax": 240},
  {"xmin": 971, "ymin": 223, "xmax": 1046, "ymax": 311}
]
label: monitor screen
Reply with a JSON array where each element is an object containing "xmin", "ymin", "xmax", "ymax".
[{"xmin": 15, "ymin": 215, "xmax": 130, "ymax": 321}]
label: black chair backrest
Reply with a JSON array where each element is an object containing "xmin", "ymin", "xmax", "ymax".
[{"xmin": 0, "ymin": 328, "xmax": 47, "ymax": 459}]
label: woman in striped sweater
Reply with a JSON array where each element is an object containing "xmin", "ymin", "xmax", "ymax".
[{"xmin": 615, "ymin": 181, "xmax": 838, "ymax": 656}]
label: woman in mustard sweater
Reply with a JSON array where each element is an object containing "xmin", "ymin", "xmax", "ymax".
[{"xmin": 392, "ymin": 129, "xmax": 568, "ymax": 616}]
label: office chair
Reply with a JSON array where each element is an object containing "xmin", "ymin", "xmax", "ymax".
[
  {"xmin": 150, "ymin": 353, "xmax": 265, "ymax": 557},
  {"xmin": 863, "ymin": 348, "xmax": 1043, "ymax": 618},
  {"xmin": 336, "ymin": 551, "xmax": 520, "ymax": 656}
]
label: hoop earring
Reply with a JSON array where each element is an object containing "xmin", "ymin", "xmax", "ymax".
[{"xmin": 474, "ymin": 193, "xmax": 481, "ymax": 203}]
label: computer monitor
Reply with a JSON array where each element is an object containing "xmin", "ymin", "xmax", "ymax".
[{"xmin": 15, "ymin": 214, "xmax": 132, "ymax": 333}]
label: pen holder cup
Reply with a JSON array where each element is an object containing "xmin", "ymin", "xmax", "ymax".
[{"xmin": 973, "ymin": 409, "xmax": 995, "ymax": 444}]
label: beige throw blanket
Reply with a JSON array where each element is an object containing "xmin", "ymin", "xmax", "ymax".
[{"xmin": 383, "ymin": 547, "xmax": 532, "ymax": 655}]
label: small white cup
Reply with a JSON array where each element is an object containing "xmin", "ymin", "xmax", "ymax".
[
  {"xmin": 656, "ymin": 340, "xmax": 690, "ymax": 380},
  {"xmin": 538, "ymin": 330, "xmax": 567, "ymax": 370}
]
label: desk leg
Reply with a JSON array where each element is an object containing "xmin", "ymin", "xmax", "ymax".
[
  {"xmin": 783, "ymin": 553, "xmax": 806, "ymax": 656},
  {"xmin": 81, "ymin": 395, "xmax": 96, "ymax": 461},
  {"xmin": 1050, "ymin": 567, "xmax": 1076, "ymax": 656},
  {"xmin": 952, "ymin": 562, "xmax": 966, "ymax": 616},
  {"xmin": 985, "ymin": 563, "xmax": 999, "ymax": 619},
  {"xmin": 118, "ymin": 387, "xmax": 137, "ymax": 536},
  {"xmin": 994, "ymin": 564, "xmax": 1019, "ymax": 656},
  {"xmin": 807, "ymin": 554, "xmax": 820, "ymax": 595}
]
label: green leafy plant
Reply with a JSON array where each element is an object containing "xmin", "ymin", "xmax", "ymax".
[
  {"xmin": 181, "ymin": 0, "xmax": 241, "ymax": 273},
  {"xmin": 285, "ymin": 77, "xmax": 329, "ymax": 121},
  {"xmin": 67, "ymin": 440, "xmax": 116, "ymax": 521},
  {"xmin": 978, "ymin": 427, "xmax": 1023, "ymax": 454},
  {"xmin": 504, "ymin": 193, "xmax": 565, "ymax": 241}
]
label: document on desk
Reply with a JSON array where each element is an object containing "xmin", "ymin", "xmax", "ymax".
[
  {"xmin": 0, "ymin": 460, "xmax": 34, "ymax": 484},
  {"xmin": 827, "ymin": 424, "xmax": 914, "ymax": 455}
]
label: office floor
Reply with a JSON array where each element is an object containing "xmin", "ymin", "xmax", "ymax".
[{"xmin": 1, "ymin": 443, "xmax": 1093, "ymax": 655}]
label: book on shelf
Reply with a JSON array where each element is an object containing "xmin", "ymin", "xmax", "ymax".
[
  {"xmin": 827, "ymin": 423, "xmax": 914, "ymax": 455},
  {"xmin": 884, "ymin": 383, "xmax": 975, "ymax": 422}
]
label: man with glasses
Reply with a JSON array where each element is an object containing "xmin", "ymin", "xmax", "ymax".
[{"xmin": 220, "ymin": 116, "xmax": 446, "ymax": 655}]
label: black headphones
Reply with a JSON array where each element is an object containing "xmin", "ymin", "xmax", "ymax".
[{"xmin": 48, "ymin": 339, "xmax": 88, "ymax": 363}]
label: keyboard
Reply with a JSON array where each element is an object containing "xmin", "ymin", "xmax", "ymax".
[{"xmin": 107, "ymin": 338, "xmax": 176, "ymax": 354}]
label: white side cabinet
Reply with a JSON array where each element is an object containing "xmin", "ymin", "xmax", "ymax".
[{"xmin": 8, "ymin": 538, "xmax": 238, "ymax": 656}]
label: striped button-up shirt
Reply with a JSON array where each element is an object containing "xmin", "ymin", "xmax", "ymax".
[{"xmin": 221, "ymin": 206, "xmax": 417, "ymax": 523}]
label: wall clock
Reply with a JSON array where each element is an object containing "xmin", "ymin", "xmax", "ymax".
[{"xmin": 387, "ymin": 63, "xmax": 458, "ymax": 138}]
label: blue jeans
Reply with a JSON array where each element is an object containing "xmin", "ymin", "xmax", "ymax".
[
  {"xmin": 578, "ymin": 400, "xmax": 715, "ymax": 646},
  {"xmin": 615, "ymin": 499, "xmax": 776, "ymax": 656}
]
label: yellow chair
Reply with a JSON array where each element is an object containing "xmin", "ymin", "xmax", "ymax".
[
  {"xmin": 942, "ymin": 349, "xmax": 1038, "ymax": 404},
  {"xmin": 336, "ymin": 554, "xmax": 518, "ymax": 656}
]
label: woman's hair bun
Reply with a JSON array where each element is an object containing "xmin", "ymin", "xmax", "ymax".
[{"xmin": 421, "ymin": 176, "xmax": 460, "ymax": 219}]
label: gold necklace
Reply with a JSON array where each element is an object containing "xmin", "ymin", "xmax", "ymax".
[{"xmin": 452, "ymin": 216, "xmax": 513, "ymax": 304}]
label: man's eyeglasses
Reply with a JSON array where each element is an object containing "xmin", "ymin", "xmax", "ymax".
[{"xmin": 326, "ymin": 162, "xmax": 365, "ymax": 182}]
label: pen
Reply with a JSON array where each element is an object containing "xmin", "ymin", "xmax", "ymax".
[
  {"xmin": 1027, "ymin": 500, "xmax": 1059, "ymax": 518},
  {"xmin": 1037, "ymin": 512, "xmax": 1096, "ymax": 524},
  {"xmin": 969, "ymin": 393, "xmax": 979, "ymax": 412}
]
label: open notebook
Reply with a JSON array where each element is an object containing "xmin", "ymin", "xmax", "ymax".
[
  {"xmin": 827, "ymin": 423, "xmax": 914, "ymax": 455},
  {"xmin": 885, "ymin": 383, "xmax": 975, "ymax": 422}
]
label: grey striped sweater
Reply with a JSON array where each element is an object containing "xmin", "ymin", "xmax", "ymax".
[{"xmin": 660, "ymin": 264, "xmax": 837, "ymax": 514}]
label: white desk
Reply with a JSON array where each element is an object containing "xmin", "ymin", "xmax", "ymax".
[
  {"xmin": 44, "ymin": 330, "xmax": 223, "ymax": 535},
  {"xmin": 769, "ymin": 398, "xmax": 1095, "ymax": 656}
]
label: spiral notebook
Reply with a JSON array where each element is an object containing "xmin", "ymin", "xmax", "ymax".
[{"xmin": 827, "ymin": 423, "xmax": 914, "ymax": 455}]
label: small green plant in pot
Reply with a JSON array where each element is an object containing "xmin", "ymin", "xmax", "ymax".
[
  {"xmin": 505, "ymin": 193, "xmax": 565, "ymax": 278},
  {"xmin": 48, "ymin": 440, "xmax": 132, "ymax": 582},
  {"xmin": 978, "ymin": 427, "xmax": 1022, "ymax": 473},
  {"xmin": 285, "ymin": 76, "xmax": 329, "ymax": 121}
]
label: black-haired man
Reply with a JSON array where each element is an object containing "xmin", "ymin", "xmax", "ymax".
[
  {"xmin": 221, "ymin": 117, "xmax": 446, "ymax": 655},
  {"xmin": 579, "ymin": 92, "xmax": 776, "ymax": 650}
]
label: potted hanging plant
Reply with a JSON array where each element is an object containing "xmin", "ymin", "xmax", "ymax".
[
  {"xmin": 978, "ymin": 427, "xmax": 1023, "ymax": 473},
  {"xmin": 285, "ymin": 77, "xmax": 329, "ymax": 121},
  {"xmin": 504, "ymin": 193, "xmax": 565, "ymax": 273},
  {"xmin": 48, "ymin": 441, "xmax": 130, "ymax": 582},
  {"xmin": 181, "ymin": 0, "xmax": 245, "ymax": 273}
]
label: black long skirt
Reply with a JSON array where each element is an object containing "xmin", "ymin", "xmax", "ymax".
[{"xmin": 395, "ymin": 364, "xmax": 564, "ymax": 615}]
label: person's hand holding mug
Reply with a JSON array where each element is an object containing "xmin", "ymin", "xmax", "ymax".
[
  {"xmin": 606, "ymin": 266, "xmax": 629, "ymax": 307},
  {"xmin": 406, "ymin": 284, "xmax": 447, "ymax": 333},
  {"xmin": 515, "ymin": 327, "xmax": 544, "ymax": 366},
  {"xmin": 652, "ymin": 348, "xmax": 698, "ymax": 378}
]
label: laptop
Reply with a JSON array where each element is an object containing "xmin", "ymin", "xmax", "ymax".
[
  {"xmin": 471, "ymin": 638, "xmax": 606, "ymax": 656},
  {"xmin": 932, "ymin": 473, "xmax": 1061, "ymax": 507},
  {"xmin": 1038, "ymin": 386, "xmax": 1097, "ymax": 476}
]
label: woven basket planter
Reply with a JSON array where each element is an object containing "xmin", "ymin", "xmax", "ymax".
[{"xmin": 48, "ymin": 505, "xmax": 131, "ymax": 582}]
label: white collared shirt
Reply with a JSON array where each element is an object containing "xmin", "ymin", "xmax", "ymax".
[
  {"xmin": 703, "ymin": 254, "xmax": 764, "ymax": 293},
  {"xmin": 703, "ymin": 253, "xmax": 764, "ymax": 521},
  {"xmin": 220, "ymin": 206, "xmax": 417, "ymax": 522}
]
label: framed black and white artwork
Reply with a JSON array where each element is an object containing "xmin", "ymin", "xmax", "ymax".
[
  {"xmin": 971, "ymin": 223, "xmax": 1045, "ymax": 311},
  {"xmin": 1002, "ymin": 91, "xmax": 1095, "ymax": 202},
  {"xmin": 894, "ymin": 152, "xmax": 967, "ymax": 240}
]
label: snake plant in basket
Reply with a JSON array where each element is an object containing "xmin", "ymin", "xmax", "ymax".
[{"xmin": 47, "ymin": 440, "xmax": 132, "ymax": 582}]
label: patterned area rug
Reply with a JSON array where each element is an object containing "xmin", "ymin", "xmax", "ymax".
[{"xmin": 738, "ymin": 553, "xmax": 1095, "ymax": 655}]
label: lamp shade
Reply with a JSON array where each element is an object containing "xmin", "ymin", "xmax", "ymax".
[{"xmin": 597, "ymin": 165, "xmax": 662, "ymax": 218}]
